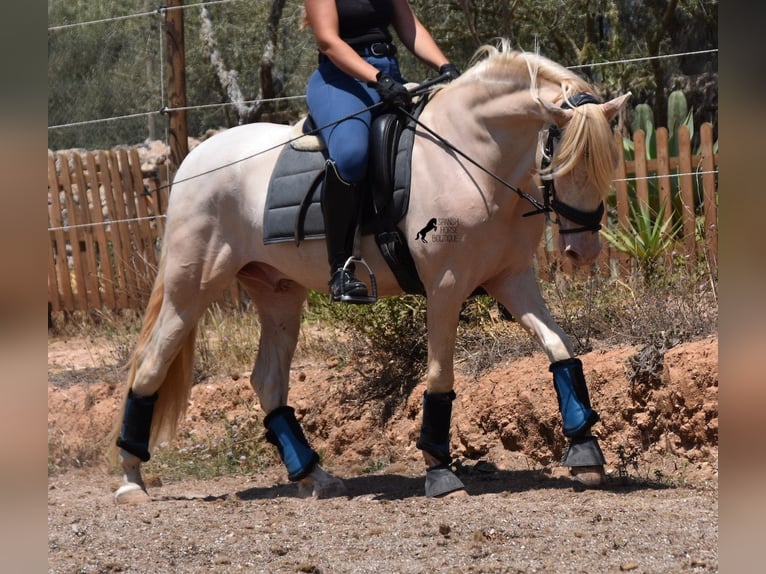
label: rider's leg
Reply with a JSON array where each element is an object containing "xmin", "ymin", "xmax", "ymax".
[
  {"xmin": 320, "ymin": 160, "xmax": 368, "ymax": 300},
  {"xmin": 307, "ymin": 60, "xmax": 379, "ymax": 301}
]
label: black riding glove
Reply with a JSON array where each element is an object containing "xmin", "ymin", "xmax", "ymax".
[
  {"xmin": 371, "ymin": 72, "xmax": 411, "ymax": 108},
  {"xmin": 439, "ymin": 63, "xmax": 460, "ymax": 82}
]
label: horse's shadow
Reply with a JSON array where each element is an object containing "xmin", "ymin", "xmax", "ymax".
[{"xmin": 231, "ymin": 467, "xmax": 672, "ymax": 502}]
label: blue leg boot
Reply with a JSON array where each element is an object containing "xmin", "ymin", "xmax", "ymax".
[
  {"xmin": 264, "ymin": 406, "xmax": 320, "ymax": 481},
  {"xmin": 550, "ymin": 358, "xmax": 606, "ymax": 471},
  {"xmin": 550, "ymin": 358, "xmax": 599, "ymax": 438}
]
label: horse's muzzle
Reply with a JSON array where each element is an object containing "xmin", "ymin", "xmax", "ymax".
[{"xmin": 560, "ymin": 231, "xmax": 602, "ymax": 265}]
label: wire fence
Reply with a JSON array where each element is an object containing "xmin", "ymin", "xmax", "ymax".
[
  {"xmin": 47, "ymin": 2, "xmax": 718, "ymax": 314},
  {"xmin": 47, "ymin": 1, "xmax": 718, "ymax": 144}
]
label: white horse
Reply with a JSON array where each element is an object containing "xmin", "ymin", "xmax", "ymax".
[{"xmin": 112, "ymin": 40, "xmax": 630, "ymax": 503}]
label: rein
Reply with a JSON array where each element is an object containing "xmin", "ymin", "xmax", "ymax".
[
  {"xmin": 395, "ymin": 108, "xmax": 549, "ymax": 215},
  {"xmin": 398, "ymin": 91, "xmax": 605, "ymax": 235},
  {"xmin": 167, "ymin": 77, "xmax": 604, "ymax": 238}
]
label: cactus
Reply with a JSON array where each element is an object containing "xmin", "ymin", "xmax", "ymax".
[
  {"xmin": 667, "ymin": 90, "xmax": 694, "ymax": 157},
  {"xmin": 601, "ymin": 201, "xmax": 682, "ymax": 281},
  {"xmin": 626, "ymin": 90, "xmax": 695, "ymax": 160},
  {"xmin": 630, "ymin": 103, "xmax": 655, "ymax": 160},
  {"xmin": 616, "ymin": 90, "xmax": 717, "ymax": 269}
]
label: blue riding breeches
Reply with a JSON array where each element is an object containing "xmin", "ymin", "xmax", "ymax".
[{"xmin": 306, "ymin": 55, "xmax": 405, "ymax": 184}]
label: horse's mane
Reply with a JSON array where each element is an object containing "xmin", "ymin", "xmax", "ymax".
[
  {"xmin": 544, "ymin": 97, "xmax": 618, "ymax": 198},
  {"xmin": 446, "ymin": 39, "xmax": 617, "ymax": 196}
]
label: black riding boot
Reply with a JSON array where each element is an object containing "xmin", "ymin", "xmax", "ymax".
[{"xmin": 321, "ymin": 160, "xmax": 368, "ymax": 302}]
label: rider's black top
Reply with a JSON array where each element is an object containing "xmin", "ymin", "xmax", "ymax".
[{"xmin": 335, "ymin": 0, "xmax": 394, "ymax": 48}]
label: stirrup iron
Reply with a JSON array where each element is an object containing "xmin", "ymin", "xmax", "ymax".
[{"xmin": 338, "ymin": 256, "xmax": 377, "ymax": 304}]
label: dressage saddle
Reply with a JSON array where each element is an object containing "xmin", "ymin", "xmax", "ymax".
[{"xmin": 263, "ymin": 100, "xmax": 428, "ymax": 295}]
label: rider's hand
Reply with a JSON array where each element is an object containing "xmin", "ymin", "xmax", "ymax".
[
  {"xmin": 439, "ymin": 63, "xmax": 460, "ymax": 82},
  {"xmin": 372, "ymin": 72, "xmax": 411, "ymax": 108}
]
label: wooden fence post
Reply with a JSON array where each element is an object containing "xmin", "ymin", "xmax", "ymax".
[
  {"xmin": 655, "ymin": 127, "xmax": 672, "ymax": 225},
  {"xmin": 700, "ymin": 123, "xmax": 718, "ymax": 272},
  {"xmin": 633, "ymin": 130, "xmax": 649, "ymax": 208},
  {"xmin": 677, "ymin": 126, "xmax": 697, "ymax": 262},
  {"xmin": 165, "ymin": 1, "xmax": 189, "ymax": 172}
]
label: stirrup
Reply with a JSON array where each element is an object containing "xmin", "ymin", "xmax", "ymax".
[{"xmin": 336, "ymin": 257, "xmax": 377, "ymax": 304}]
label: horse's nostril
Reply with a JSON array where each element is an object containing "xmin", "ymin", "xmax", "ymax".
[{"xmin": 564, "ymin": 248, "xmax": 580, "ymax": 261}]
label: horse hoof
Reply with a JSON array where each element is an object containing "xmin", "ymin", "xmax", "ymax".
[
  {"xmin": 298, "ymin": 478, "xmax": 347, "ymax": 499},
  {"xmin": 440, "ymin": 488, "xmax": 468, "ymax": 499},
  {"xmin": 425, "ymin": 467, "xmax": 466, "ymax": 498},
  {"xmin": 114, "ymin": 483, "xmax": 150, "ymax": 504},
  {"xmin": 570, "ymin": 465, "xmax": 606, "ymax": 488}
]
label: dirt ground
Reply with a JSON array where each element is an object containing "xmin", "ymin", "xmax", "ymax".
[{"xmin": 48, "ymin": 334, "xmax": 718, "ymax": 573}]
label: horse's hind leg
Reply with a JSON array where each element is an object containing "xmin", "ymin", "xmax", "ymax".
[
  {"xmin": 484, "ymin": 267, "xmax": 606, "ymax": 486},
  {"xmin": 114, "ymin": 292, "xmax": 202, "ymax": 503},
  {"xmin": 243, "ymin": 275, "xmax": 346, "ymax": 498},
  {"xmin": 114, "ymin": 246, "xmax": 239, "ymax": 503}
]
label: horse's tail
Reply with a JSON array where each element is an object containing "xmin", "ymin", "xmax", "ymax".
[{"xmin": 108, "ymin": 250, "xmax": 197, "ymax": 464}]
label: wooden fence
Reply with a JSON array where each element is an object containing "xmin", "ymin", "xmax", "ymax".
[
  {"xmin": 48, "ymin": 123, "xmax": 718, "ymax": 315},
  {"xmin": 536, "ymin": 123, "xmax": 718, "ymax": 278},
  {"xmin": 47, "ymin": 147, "xmax": 247, "ymax": 316}
]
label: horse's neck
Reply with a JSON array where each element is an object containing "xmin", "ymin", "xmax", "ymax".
[{"xmin": 426, "ymin": 81, "xmax": 549, "ymax": 184}]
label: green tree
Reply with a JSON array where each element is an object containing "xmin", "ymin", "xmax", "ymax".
[{"xmin": 48, "ymin": 1, "xmax": 717, "ymax": 150}]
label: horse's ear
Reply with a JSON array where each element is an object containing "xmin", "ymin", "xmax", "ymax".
[{"xmin": 601, "ymin": 93, "xmax": 632, "ymax": 122}]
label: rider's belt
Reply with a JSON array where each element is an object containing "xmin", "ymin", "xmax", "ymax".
[
  {"xmin": 318, "ymin": 42, "xmax": 397, "ymax": 64},
  {"xmin": 356, "ymin": 42, "xmax": 397, "ymax": 57}
]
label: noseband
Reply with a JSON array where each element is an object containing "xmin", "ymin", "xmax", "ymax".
[{"xmin": 523, "ymin": 92, "xmax": 605, "ymax": 235}]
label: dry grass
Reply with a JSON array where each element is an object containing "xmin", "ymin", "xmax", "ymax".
[
  {"xmin": 48, "ymin": 259, "xmax": 717, "ymax": 479},
  {"xmin": 48, "ymin": 260, "xmax": 718, "ymax": 387}
]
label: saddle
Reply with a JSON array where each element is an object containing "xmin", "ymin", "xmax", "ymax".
[{"xmin": 263, "ymin": 99, "xmax": 428, "ymax": 295}]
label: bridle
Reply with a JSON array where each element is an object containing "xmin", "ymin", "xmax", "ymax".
[{"xmin": 523, "ymin": 92, "xmax": 605, "ymax": 234}]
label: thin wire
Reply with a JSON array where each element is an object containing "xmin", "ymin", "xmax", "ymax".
[
  {"xmin": 49, "ymin": 110, "xmax": 158, "ymax": 130},
  {"xmin": 168, "ymin": 95, "xmax": 307, "ymax": 112},
  {"xmin": 47, "ymin": 95, "xmax": 308, "ymax": 131},
  {"xmin": 567, "ymin": 49, "xmax": 718, "ymax": 69},
  {"xmin": 162, "ymin": 75, "xmax": 446, "ymax": 191},
  {"xmin": 45, "ymin": 47, "xmax": 717, "ymax": 132},
  {"xmin": 167, "ymin": 100, "xmax": 386, "ymax": 189},
  {"xmin": 48, "ymin": 0, "xmax": 238, "ymax": 32},
  {"xmin": 46, "ymin": 168, "xmax": 718, "ymax": 233},
  {"xmin": 48, "ymin": 10, "xmax": 157, "ymax": 31},
  {"xmin": 48, "ymin": 215, "xmax": 165, "ymax": 233},
  {"xmin": 612, "ymin": 169, "xmax": 718, "ymax": 183}
]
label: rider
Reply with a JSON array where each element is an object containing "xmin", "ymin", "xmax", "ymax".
[{"xmin": 303, "ymin": 0, "xmax": 459, "ymax": 302}]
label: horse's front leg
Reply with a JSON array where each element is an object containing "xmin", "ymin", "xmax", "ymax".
[
  {"xmin": 484, "ymin": 267, "xmax": 606, "ymax": 486},
  {"xmin": 246, "ymin": 279, "xmax": 346, "ymax": 499},
  {"xmin": 417, "ymin": 292, "xmax": 468, "ymax": 497}
]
